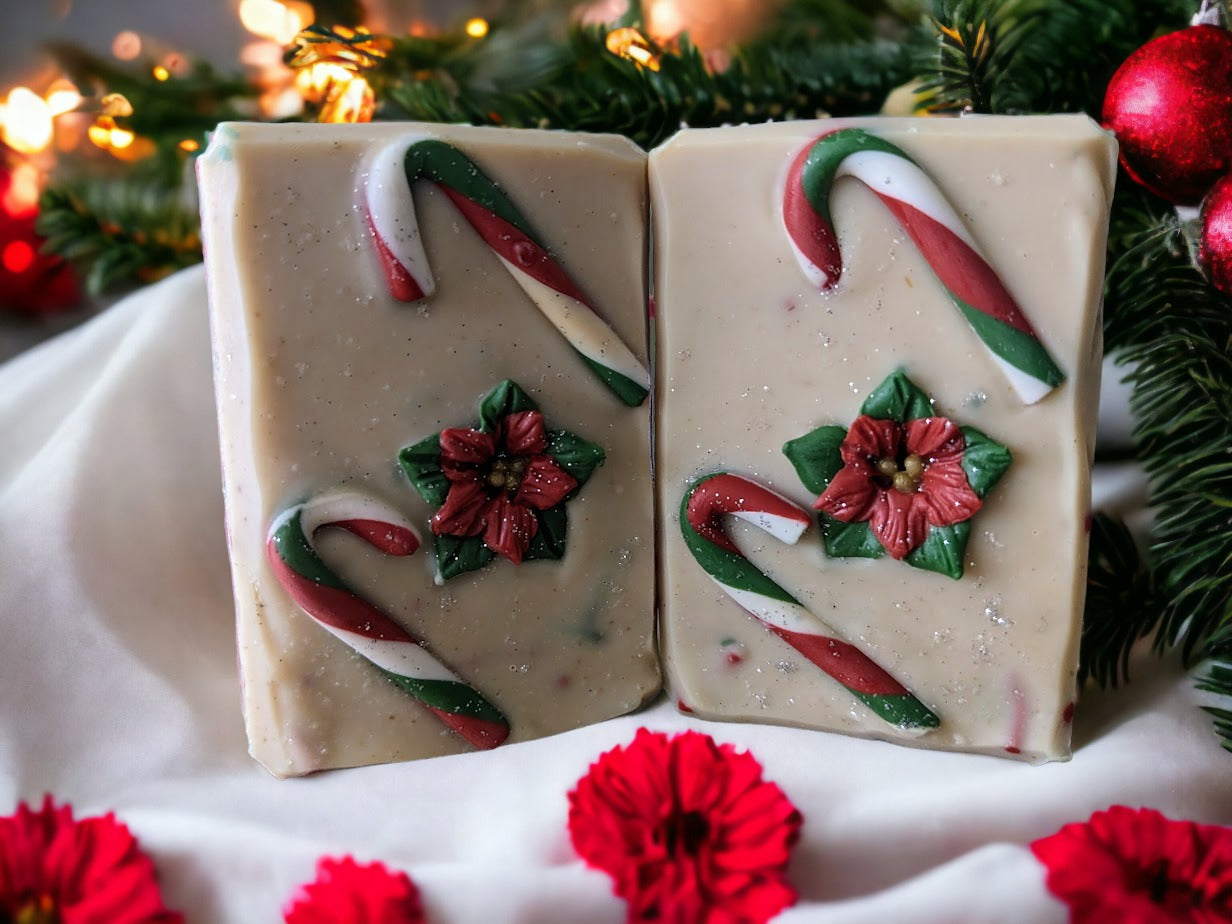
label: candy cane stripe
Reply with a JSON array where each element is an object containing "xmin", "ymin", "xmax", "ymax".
[
  {"xmin": 365, "ymin": 135, "xmax": 650, "ymax": 407},
  {"xmin": 782, "ymin": 128, "xmax": 1064, "ymax": 404},
  {"xmin": 681, "ymin": 472, "xmax": 939, "ymax": 733},
  {"xmin": 267, "ymin": 493, "xmax": 510, "ymax": 750}
]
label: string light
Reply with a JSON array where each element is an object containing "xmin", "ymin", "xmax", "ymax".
[
  {"xmin": 0, "ymin": 87, "xmax": 55, "ymax": 154},
  {"xmin": 2, "ymin": 241, "xmax": 35, "ymax": 275},
  {"xmin": 2, "ymin": 163, "xmax": 42, "ymax": 217},
  {"xmin": 152, "ymin": 65, "xmax": 170, "ymax": 81},
  {"xmin": 465, "ymin": 17, "xmax": 489, "ymax": 38},
  {"xmin": 605, "ymin": 27, "xmax": 661, "ymax": 70},
  {"xmin": 239, "ymin": 0, "xmax": 312, "ymax": 45},
  {"xmin": 112, "ymin": 31, "xmax": 142, "ymax": 60}
]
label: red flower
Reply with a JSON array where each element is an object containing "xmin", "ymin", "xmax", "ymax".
[
  {"xmin": 431, "ymin": 409, "xmax": 577, "ymax": 563},
  {"xmin": 568, "ymin": 728, "xmax": 801, "ymax": 924},
  {"xmin": 815, "ymin": 414, "xmax": 982, "ymax": 559},
  {"xmin": 1030, "ymin": 805, "xmax": 1232, "ymax": 923},
  {"xmin": 284, "ymin": 856, "xmax": 424, "ymax": 924},
  {"xmin": 0, "ymin": 796, "xmax": 182, "ymax": 924}
]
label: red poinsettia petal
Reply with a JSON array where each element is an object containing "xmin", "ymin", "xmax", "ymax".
[
  {"xmin": 1031, "ymin": 806, "xmax": 1232, "ymax": 924},
  {"xmin": 513, "ymin": 455, "xmax": 578, "ymax": 511},
  {"xmin": 431, "ymin": 481, "xmax": 492, "ymax": 537},
  {"xmin": 839, "ymin": 415, "xmax": 901, "ymax": 466},
  {"xmin": 439, "ymin": 427, "xmax": 496, "ymax": 468},
  {"xmin": 903, "ymin": 416, "xmax": 964, "ymax": 461},
  {"xmin": 867, "ymin": 488, "xmax": 929, "ymax": 559},
  {"xmin": 0, "ymin": 797, "xmax": 182, "ymax": 924},
  {"xmin": 500, "ymin": 410, "xmax": 548, "ymax": 456},
  {"xmin": 916, "ymin": 459, "xmax": 983, "ymax": 528},
  {"xmin": 284, "ymin": 855, "xmax": 424, "ymax": 924},
  {"xmin": 568, "ymin": 729, "xmax": 800, "ymax": 924},
  {"xmin": 814, "ymin": 465, "xmax": 880, "ymax": 522},
  {"xmin": 483, "ymin": 495, "xmax": 539, "ymax": 563}
]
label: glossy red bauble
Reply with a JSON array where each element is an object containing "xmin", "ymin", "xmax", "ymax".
[
  {"xmin": 1200, "ymin": 174, "xmax": 1232, "ymax": 296},
  {"xmin": 1102, "ymin": 24, "xmax": 1232, "ymax": 205}
]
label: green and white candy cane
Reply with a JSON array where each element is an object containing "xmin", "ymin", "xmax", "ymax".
[
  {"xmin": 266, "ymin": 489, "xmax": 510, "ymax": 750},
  {"xmin": 681, "ymin": 472, "xmax": 939, "ymax": 733},
  {"xmin": 364, "ymin": 134, "xmax": 650, "ymax": 407},
  {"xmin": 782, "ymin": 127, "xmax": 1065, "ymax": 405}
]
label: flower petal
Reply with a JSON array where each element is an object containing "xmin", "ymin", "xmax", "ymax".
[
  {"xmin": 815, "ymin": 466, "xmax": 880, "ymax": 522},
  {"xmin": 904, "ymin": 416, "xmax": 964, "ymax": 462},
  {"xmin": 284, "ymin": 855, "xmax": 424, "ymax": 924},
  {"xmin": 430, "ymin": 481, "xmax": 491, "ymax": 537},
  {"xmin": 868, "ymin": 489, "xmax": 929, "ymax": 559},
  {"xmin": 514, "ymin": 456, "xmax": 578, "ymax": 511},
  {"xmin": 918, "ymin": 459, "xmax": 983, "ymax": 527},
  {"xmin": 501, "ymin": 410, "xmax": 547, "ymax": 455},
  {"xmin": 840, "ymin": 415, "xmax": 902, "ymax": 466},
  {"xmin": 483, "ymin": 495, "xmax": 539, "ymax": 563},
  {"xmin": 439, "ymin": 427, "xmax": 496, "ymax": 467}
]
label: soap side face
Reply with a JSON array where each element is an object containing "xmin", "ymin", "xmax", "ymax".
[
  {"xmin": 651, "ymin": 116, "xmax": 1116, "ymax": 762},
  {"xmin": 198, "ymin": 122, "xmax": 659, "ymax": 776}
]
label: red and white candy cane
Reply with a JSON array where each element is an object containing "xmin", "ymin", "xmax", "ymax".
[
  {"xmin": 782, "ymin": 127, "xmax": 1065, "ymax": 405},
  {"xmin": 364, "ymin": 134, "xmax": 650, "ymax": 408},
  {"xmin": 680, "ymin": 473, "xmax": 939, "ymax": 732},
  {"xmin": 266, "ymin": 490, "xmax": 510, "ymax": 750}
]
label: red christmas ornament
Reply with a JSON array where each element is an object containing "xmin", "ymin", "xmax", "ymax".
[
  {"xmin": 1200, "ymin": 173, "xmax": 1232, "ymax": 296},
  {"xmin": 1102, "ymin": 24, "xmax": 1232, "ymax": 205}
]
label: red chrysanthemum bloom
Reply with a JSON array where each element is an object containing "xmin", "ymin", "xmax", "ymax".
[
  {"xmin": 815, "ymin": 414, "xmax": 982, "ymax": 559},
  {"xmin": 0, "ymin": 796, "xmax": 182, "ymax": 924},
  {"xmin": 568, "ymin": 728, "xmax": 802, "ymax": 924},
  {"xmin": 431, "ymin": 409, "xmax": 577, "ymax": 563},
  {"xmin": 1031, "ymin": 805, "xmax": 1232, "ymax": 923},
  {"xmin": 284, "ymin": 855, "xmax": 424, "ymax": 924}
]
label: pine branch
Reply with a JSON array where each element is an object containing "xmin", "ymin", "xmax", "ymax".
[
  {"xmin": 1081, "ymin": 514, "xmax": 1157, "ymax": 688},
  {"xmin": 36, "ymin": 179, "xmax": 202, "ymax": 295}
]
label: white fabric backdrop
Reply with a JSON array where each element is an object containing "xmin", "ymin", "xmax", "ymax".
[{"xmin": 1, "ymin": 266, "xmax": 1228, "ymax": 923}]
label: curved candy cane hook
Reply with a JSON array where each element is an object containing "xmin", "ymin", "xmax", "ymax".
[
  {"xmin": 364, "ymin": 134, "xmax": 651, "ymax": 408},
  {"xmin": 681, "ymin": 472, "xmax": 939, "ymax": 733},
  {"xmin": 782, "ymin": 127, "xmax": 1064, "ymax": 405},
  {"xmin": 267, "ymin": 490, "xmax": 510, "ymax": 750}
]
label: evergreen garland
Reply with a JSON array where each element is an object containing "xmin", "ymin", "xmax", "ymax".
[{"xmin": 27, "ymin": 0, "xmax": 1232, "ymax": 746}]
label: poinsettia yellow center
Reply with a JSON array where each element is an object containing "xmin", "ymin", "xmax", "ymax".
[
  {"xmin": 486, "ymin": 456, "xmax": 529, "ymax": 495},
  {"xmin": 875, "ymin": 452, "xmax": 925, "ymax": 494},
  {"xmin": 15, "ymin": 895, "xmax": 57, "ymax": 924}
]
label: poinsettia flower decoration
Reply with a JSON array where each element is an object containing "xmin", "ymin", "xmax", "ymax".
[
  {"xmin": 783, "ymin": 370, "xmax": 1011, "ymax": 580},
  {"xmin": 568, "ymin": 728, "xmax": 802, "ymax": 924},
  {"xmin": 1030, "ymin": 805, "xmax": 1232, "ymax": 923},
  {"xmin": 284, "ymin": 856, "xmax": 424, "ymax": 924},
  {"xmin": 0, "ymin": 796, "xmax": 183, "ymax": 924},
  {"xmin": 400, "ymin": 380, "xmax": 605, "ymax": 581}
]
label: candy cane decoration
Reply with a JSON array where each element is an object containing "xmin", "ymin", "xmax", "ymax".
[
  {"xmin": 364, "ymin": 135, "xmax": 650, "ymax": 408},
  {"xmin": 782, "ymin": 127, "xmax": 1064, "ymax": 405},
  {"xmin": 267, "ymin": 490, "xmax": 510, "ymax": 750},
  {"xmin": 681, "ymin": 473, "xmax": 939, "ymax": 732}
]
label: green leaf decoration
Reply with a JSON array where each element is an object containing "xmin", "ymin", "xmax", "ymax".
[
  {"xmin": 478, "ymin": 379, "xmax": 539, "ymax": 433},
  {"xmin": 546, "ymin": 429, "xmax": 606, "ymax": 489},
  {"xmin": 398, "ymin": 431, "xmax": 448, "ymax": 507},
  {"xmin": 905, "ymin": 522, "xmax": 970, "ymax": 581},
  {"xmin": 819, "ymin": 516, "xmax": 885, "ymax": 560},
  {"xmin": 783, "ymin": 425, "xmax": 847, "ymax": 495},
  {"xmin": 524, "ymin": 504, "xmax": 568, "ymax": 561},
  {"xmin": 434, "ymin": 534, "xmax": 496, "ymax": 582},
  {"xmin": 859, "ymin": 370, "xmax": 935, "ymax": 422},
  {"xmin": 960, "ymin": 426, "xmax": 1013, "ymax": 496}
]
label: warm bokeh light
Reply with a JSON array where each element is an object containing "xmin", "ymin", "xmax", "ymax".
[
  {"xmin": 109, "ymin": 127, "xmax": 135, "ymax": 149},
  {"xmin": 465, "ymin": 17, "xmax": 490, "ymax": 38},
  {"xmin": 100, "ymin": 93, "xmax": 134, "ymax": 118},
  {"xmin": 44, "ymin": 80, "xmax": 82, "ymax": 117},
  {"xmin": 2, "ymin": 163, "xmax": 42, "ymax": 217},
  {"xmin": 152, "ymin": 65, "xmax": 170, "ymax": 81},
  {"xmin": 178, "ymin": 138, "xmax": 200, "ymax": 152},
  {"xmin": 0, "ymin": 87, "xmax": 55, "ymax": 154},
  {"xmin": 240, "ymin": 0, "xmax": 312, "ymax": 45},
  {"xmin": 2, "ymin": 240, "xmax": 35, "ymax": 275},
  {"xmin": 112, "ymin": 30, "xmax": 142, "ymax": 60},
  {"xmin": 605, "ymin": 27, "xmax": 660, "ymax": 70}
]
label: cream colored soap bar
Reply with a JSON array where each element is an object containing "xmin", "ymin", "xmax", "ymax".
[
  {"xmin": 198, "ymin": 122, "xmax": 659, "ymax": 776},
  {"xmin": 651, "ymin": 116, "xmax": 1115, "ymax": 761}
]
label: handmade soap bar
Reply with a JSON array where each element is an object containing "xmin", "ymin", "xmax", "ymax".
[
  {"xmin": 198, "ymin": 122, "xmax": 659, "ymax": 776},
  {"xmin": 651, "ymin": 116, "xmax": 1115, "ymax": 761}
]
